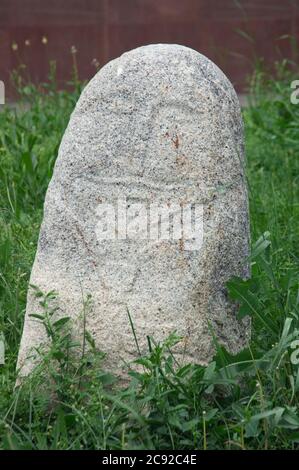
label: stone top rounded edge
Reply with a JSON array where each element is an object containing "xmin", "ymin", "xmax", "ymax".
[
  {"xmin": 76, "ymin": 43, "xmax": 240, "ymax": 111},
  {"xmin": 106, "ymin": 43, "xmax": 232, "ymax": 85}
]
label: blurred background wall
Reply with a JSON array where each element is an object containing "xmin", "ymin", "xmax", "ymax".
[{"xmin": 0, "ymin": 0, "xmax": 298, "ymax": 97}]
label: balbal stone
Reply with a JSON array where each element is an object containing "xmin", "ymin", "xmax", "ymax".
[{"xmin": 17, "ymin": 44, "xmax": 250, "ymax": 377}]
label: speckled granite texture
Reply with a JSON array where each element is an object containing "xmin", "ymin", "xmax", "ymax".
[{"xmin": 17, "ymin": 44, "xmax": 250, "ymax": 377}]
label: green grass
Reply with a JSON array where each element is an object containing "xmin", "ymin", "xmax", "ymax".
[{"xmin": 0, "ymin": 61, "xmax": 299, "ymax": 450}]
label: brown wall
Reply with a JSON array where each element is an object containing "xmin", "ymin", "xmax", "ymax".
[{"xmin": 0, "ymin": 0, "xmax": 298, "ymax": 97}]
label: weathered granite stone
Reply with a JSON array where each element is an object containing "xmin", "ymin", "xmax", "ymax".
[{"xmin": 17, "ymin": 44, "xmax": 250, "ymax": 378}]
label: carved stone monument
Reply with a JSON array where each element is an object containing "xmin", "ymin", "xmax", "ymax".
[{"xmin": 17, "ymin": 44, "xmax": 250, "ymax": 377}]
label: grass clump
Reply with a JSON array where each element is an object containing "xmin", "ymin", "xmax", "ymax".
[{"xmin": 0, "ymin": 61, "xmax": 299, "ymax": 450}]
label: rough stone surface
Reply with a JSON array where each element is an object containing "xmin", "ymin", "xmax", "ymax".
[{"xmin": 17, "ymin": 44, "xmax": 250, "ymax": 377}]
